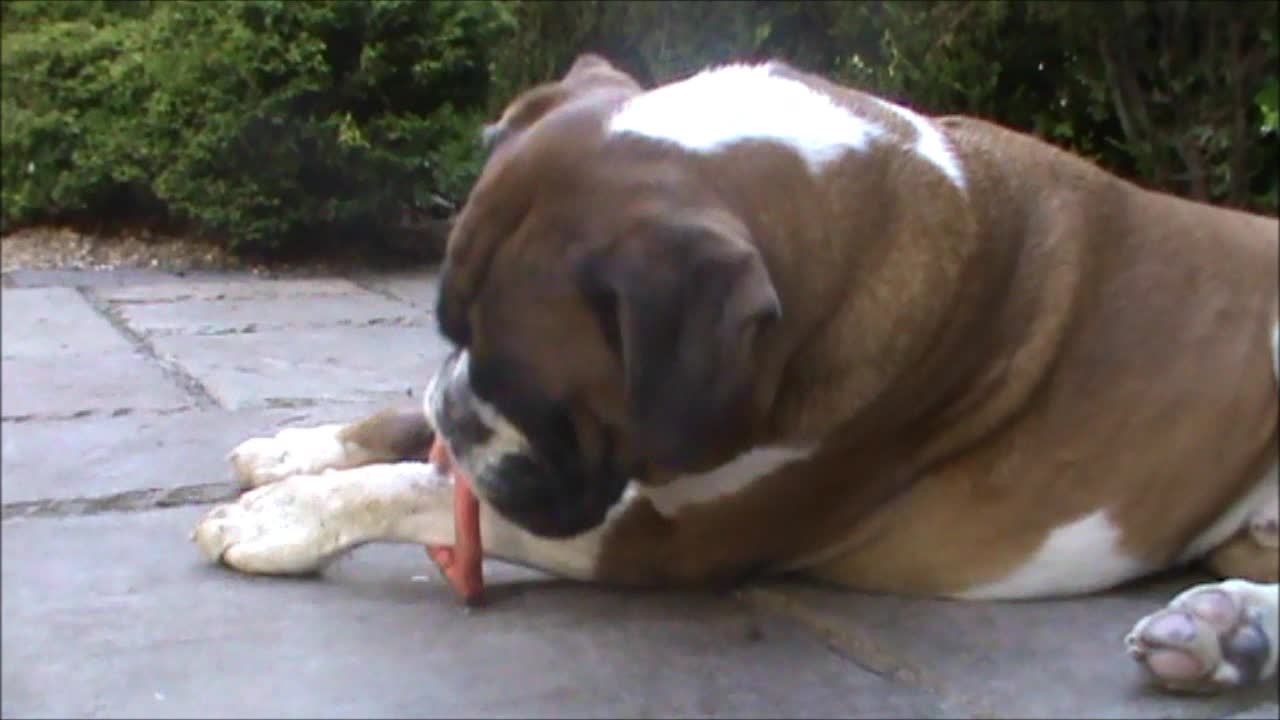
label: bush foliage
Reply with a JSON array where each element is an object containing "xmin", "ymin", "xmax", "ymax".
[
  {"xmin": 2, "ymin": 1, "xmax": 1275, "ymax": 256},
  {"xmin": 2, "ymin": 0, "xmax": 513, "ymax": 252},
  {"xmin": 490, "ymin": 0, "xmax": 1278, "ymax": 213}
]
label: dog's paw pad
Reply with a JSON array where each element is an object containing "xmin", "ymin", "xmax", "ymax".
[{"xmin": 1126, "ymin": 583, "xmax": 1273, "ymax": 693}]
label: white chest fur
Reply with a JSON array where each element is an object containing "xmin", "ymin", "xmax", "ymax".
[{"xmin": 636, "ymin": 446, "xmax": 816, "ymax": 518}]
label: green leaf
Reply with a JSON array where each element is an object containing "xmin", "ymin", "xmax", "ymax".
[
  {"xmin": 1256, "ymin": 78, "xmax": 1278, "ymax": 135},
  {"xmin": 753, "ymin": 21, "xmax": 772, "ymax": 50}
]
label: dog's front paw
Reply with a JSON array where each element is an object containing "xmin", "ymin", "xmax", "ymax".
[
  {"xmin": 1126, "ymin": 579, "xmax": 1278, "ymax": 694},
  {"xmin": 228, "ymin": 424, "xmax": 358, "ymax": 489},
  {"xmin": 192, "ymin": 477, "xmax": 348, "ymax": 575}
]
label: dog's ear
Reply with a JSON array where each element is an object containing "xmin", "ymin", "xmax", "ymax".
[
  {"xmin": 577, "ymin": 211, "xmax": 781, "ymax": 471},
  {"xmin": 484, "ymin": 54, "xmax": 642, "ymax": 151},
  {"xmin": 482, "ymin": 83, "xmax": 570, "ymax": 149}
]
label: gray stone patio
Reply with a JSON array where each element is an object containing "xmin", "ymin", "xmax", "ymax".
[{"xmin": 2, "ymin": 267, "xmax": 1276, "ymax": 719}]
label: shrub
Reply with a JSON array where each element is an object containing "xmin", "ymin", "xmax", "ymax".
[
  {"xmin": 489, "ymin": 1, "xmax": 1278, "ymax": 215},
  {"xmin": 2, "ymin": 0, "xmax": 515, "ymax": 254},
  {"xmin": 1, "ymin": 2, "xmax": 158, "ymax": 232},
  {"xmin": 3, "ymin": 0, "xmax": 1274, "ymax": 255},
  {"xmin": 833, "ymin": 1, "xmax": 1279, "ymax": 213}
]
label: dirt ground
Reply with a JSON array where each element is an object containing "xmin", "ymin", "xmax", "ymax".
[
  {"xmin": 1, "ymin": 223, "xmax": 445, "ymax": 276},
  {"xmin": 2, "ymin": 226, "xmax": 247, "ymax": 273}
]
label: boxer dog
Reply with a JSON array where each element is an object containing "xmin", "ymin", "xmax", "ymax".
[{"xmin": 192, "ymin": 55, "xmax": 1279, "ymax": 695}]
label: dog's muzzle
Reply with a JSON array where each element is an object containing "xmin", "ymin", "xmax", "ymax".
[{"xmin": 424, "ymin": 350, "xmax": 620, "ymax": 538}]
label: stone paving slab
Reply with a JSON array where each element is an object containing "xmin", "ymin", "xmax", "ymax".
[
  {"xmin": 1228, "ymin": 704, "xmax": 1280, "ymax": 720},
  {"xmin": 1, "ymin": 509, "xmax": 945, "ymax": 719},
  {"xmin": 0, "ymin": 268, "xmax": 308, "ymax": 290},
  {"xmin": 1, "ymin": 353, "xmax": 192, "ymax": 419},
  {"xmin": 97, "ymin": 277, "xmax": 369, "ymax": 304},
  {"xmin": 752, "ymin": 577, "xmax": 1280, "ymax": 719},
  {"xmin": 1, "ymin": 285, "xmax": 195, "ymax": 418},
  {"xmin": 110, "ymin": 291, "xmax": 421, "ymax": 337},
  {"xmin": 5, "ymin": 268, "xmax": 1275, "ymax": 720},
  {"xmin": 2, "ymin": 268, "xmax": 188, "ymax": 290},
  {"xmin": 1, "ymin": 402, "xmax": 387, "ymax": 504},
  {"xmin": 1, "ymin": 287, "xmax": 134, "ymax": 359},
  {"xmin": 350, "ymin": 270, "xmax": 441, "ymax": 309},
  {"xmin": 149, "ymin": 325, "xmax": 451, "ymax": 411}
]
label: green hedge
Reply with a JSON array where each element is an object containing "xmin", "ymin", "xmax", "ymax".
[
  {"xmin": 490, "ymin": 1, "xmax": 1278, "ymax": 215},
  {"xmin": 2, "ymin": 1, "xmax": 1275, "ymax": 258},
  {"xmin": 2, "ymin": 0, "xmax": 513, "ymax": 254}
]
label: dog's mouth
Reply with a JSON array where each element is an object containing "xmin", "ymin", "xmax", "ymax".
[
  {"xmin": 425, "ymin": 351, "xmax": 533, "ymax": 479},
  {"xmin": 424, "ymin": 350, "xmax": 623, "ymax": 538}
]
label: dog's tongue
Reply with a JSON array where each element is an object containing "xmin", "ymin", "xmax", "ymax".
[{"xmin": 425, "ymin": 437, "xmax": 485, "ymax": 607}]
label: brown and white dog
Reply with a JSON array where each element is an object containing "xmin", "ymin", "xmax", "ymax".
[{"xmin": 192, "ymin": 55, "xmax": 1279, "ymax": 695}]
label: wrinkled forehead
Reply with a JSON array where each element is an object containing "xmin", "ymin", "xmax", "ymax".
[{"xmin": 439, "ymin": 102, "xmax": 625, "ymax": 339}]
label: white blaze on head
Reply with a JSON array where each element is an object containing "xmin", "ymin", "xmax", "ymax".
[{"xmin": 607, "ymin": 63, "xmax": 883, "ymax": 173}]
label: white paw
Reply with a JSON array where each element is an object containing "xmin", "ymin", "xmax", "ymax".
[
  {"xmin": 1126, "ymin": 579, "xmax": 1278, "ymax": 694},
  {"xmin": 192, "ymin": 476, "xmax": 348, "ymax": 575},
  {"xmin": 228, "ymin": 424, "xmax": 368, "ymax": 489}
]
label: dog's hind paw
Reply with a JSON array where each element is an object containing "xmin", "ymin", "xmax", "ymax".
[{"xmin": 1126, "ymin": 579, "xmax": 1279, "ymax": 694}]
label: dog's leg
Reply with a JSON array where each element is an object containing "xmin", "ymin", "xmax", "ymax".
[
  {"xmin": 194, "ymin": 462, "xmax": 450, "ymax": 574},
  {"xmin": 228, "ymin": 406, "xmax": 433, "ymax": 489},
  {"xmin": 1125, "ymin": 319, "xmax": 1280, "ymax": 694},
  {"xmin": 1125, "ymin": 471, "xmax": 1279, "ymax": 694},
  {"xmin": 193, "ymin": 461, "xmax": 615, "ymax": 581}
]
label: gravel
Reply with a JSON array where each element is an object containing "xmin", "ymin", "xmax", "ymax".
[{"xmin": 1, "ymin": 224, "xmax": 444, "ymax": 276}]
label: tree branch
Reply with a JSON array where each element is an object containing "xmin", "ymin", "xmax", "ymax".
[
  {"xmin": 1226, "ymin": 18, "xmax": 1250, "ymax": 205},
  {"xmin": 1099, "ymin": 31, "xmax": 1169, "ymax": 185}
]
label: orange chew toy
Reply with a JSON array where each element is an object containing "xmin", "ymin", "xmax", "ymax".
[{"xmin": 425, "ymin": 436, "xmax": 485, "ymax": 606}]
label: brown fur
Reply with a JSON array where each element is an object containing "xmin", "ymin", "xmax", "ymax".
[
  {"xmin": 436, "ymin": 56, "xmax": 1278, "ymax": 596},
  {"xmin": 338, "ymin": 407, "xmax": 435, "ymax": 463},
  {"xmin": 1206, "ymin": 529, "xmax": 1280, "ymax": 583}
]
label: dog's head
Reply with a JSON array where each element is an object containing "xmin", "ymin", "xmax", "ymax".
[{"xmin": 428, "ymin": 55, "xmax": 782, "ymax": 538}]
